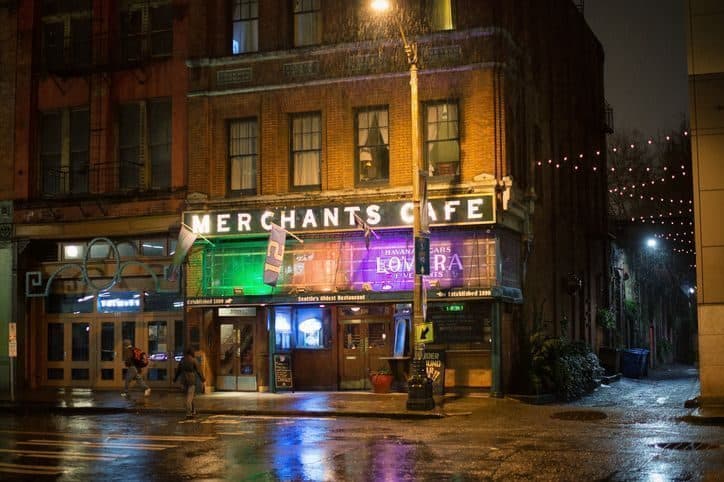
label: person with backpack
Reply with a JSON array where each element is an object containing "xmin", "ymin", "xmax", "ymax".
[
  {"xmin": 174, "ymin": 347, "xmax": 205, "ymax": 419},
  {"xmin": 121, "ymin": 339, "xmax": 151, "ymax": 398}
]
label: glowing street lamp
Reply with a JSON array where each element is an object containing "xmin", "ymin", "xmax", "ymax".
[
  {"xmin": 646, "ymin": 238, "xmax": 658, "ymax": 249},
  {"xmin": 370, "ymin": 0, "xmax": 434, "ymax": 410}
]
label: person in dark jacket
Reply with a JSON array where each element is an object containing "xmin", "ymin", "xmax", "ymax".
[{"xmin": 174, "ymin": 347, "xmax": 206, "ymax": 418}]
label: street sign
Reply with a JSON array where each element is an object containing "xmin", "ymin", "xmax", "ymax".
[
  {"xmin": 414, "ymin": 236, "xmax": 430, "ymax": 274},
  {"xmin": 415, "ymin": 322, "xmax": 434, "ymax": 343}
]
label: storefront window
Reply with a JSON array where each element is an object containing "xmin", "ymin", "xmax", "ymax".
[
  {"xmin": 274, "ymin": 307, "xmax": 292, "ymax": 351},
  {"xmin": 295, "ymin": 307, "xmax": 328, "ymax": 349},
  {"xmin": 274, "ymin": 306, "xmax": 329, "ymax": 351}
]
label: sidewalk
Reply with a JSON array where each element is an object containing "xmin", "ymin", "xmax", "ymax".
[{"xmin": 1, "ymin": 364, "xmax": 721, "ymax": 424}]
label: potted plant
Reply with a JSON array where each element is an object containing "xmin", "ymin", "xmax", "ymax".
[{"xmin": 369, "ymin": 366, "xmax": 393, "ymax": 393}]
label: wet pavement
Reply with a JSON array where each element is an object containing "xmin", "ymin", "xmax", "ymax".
[{"xmin": 0, "ymin": 364, "xmax": 722, "ymax": 424}]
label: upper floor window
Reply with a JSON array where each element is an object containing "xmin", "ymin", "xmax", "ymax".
[
  {"xmin": 356, "ymin": 107, "xmax": 389, "ymax": 185},
  {"xmin": 120, "ymin": 0, "xmax": 173, "ymax": 63},
  {"xmin": 119, "ymin": 98, "xmax": 172, "ymax": 191},
  {"xmin": 41, "ymin": 0, "xmax": 92, "ymax": 72},
  {"xmin": 425, "ymin": 101, "xmax": 460, "ymax": 178},
  {"xmin": 40, "ymin": 108, "xmax": 90, "ymax": 197},
  {"xmin": 427, "ymin": 0, "xmax": 454, "ymax": 31},
  {"xmin": 231, "ymin": 0, "xmax": 259, "ymax": 54},
  {"xmin": 229, "ymin": 118, "xmax": 258, "ymax": 195},
  {"xmin": 291, "ymin": 112, "xmax": 322, "ymax": 189},
  {"xmin": 293, "ymin": 0, "xmax": 321, "ymax": 47}
]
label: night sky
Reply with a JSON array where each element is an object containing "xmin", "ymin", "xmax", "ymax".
[{"xmin": 584, "ymin": 0, "xmax": 689, "ymax": 136}]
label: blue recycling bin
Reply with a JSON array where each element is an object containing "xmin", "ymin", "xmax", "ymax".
[{"xmin": 622, "ymin": 348, "xmax": 649, "ymax": 378}]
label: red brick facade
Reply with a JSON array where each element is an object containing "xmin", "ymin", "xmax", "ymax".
[{"xmin": 2, "ymin": 0, "xmax": 608, "ymax": 394}]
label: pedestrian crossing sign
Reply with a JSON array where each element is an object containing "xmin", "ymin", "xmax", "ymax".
[{"xmin": 415, "ymin": 322, "xmax": 434, "ymax": 343}]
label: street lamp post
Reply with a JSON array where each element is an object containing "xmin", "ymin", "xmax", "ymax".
[{"xmin": 371, "ymin": 0, "xmax": 434, "ymax": 410}]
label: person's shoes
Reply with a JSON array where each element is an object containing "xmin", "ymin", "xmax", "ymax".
[
  {"xmin": 185, "ymin": 414, "xmax": 195, "ymax": 420},
  {"xmin": 120, "ymin": 392, "xmax": 128, "ymax": 398},
  {"xmin": 144, "ymin": 388, "xmax": 151, "ymax": 397}
]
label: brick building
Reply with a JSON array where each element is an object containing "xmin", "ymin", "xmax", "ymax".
[{"xmin": 1, "ymin": 0, "xmax": 608, "ymax": 396}]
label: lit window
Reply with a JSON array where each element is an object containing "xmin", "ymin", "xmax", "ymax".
[
  {"xmin": 291, "ymin": 112, "xmax": 322, "ymax": 189},
  {"xmin": 294, "ymin": 308, "xmax": 328, "ymax": 349},
  {"xmin": 293, "ymin": 0, "xmax": 321, "ymax": 47},
  {"xmin": 425, "ymin": 101, "xmax": 460, "ymax": 178},
  {"xmin": 231, "ymin": 0, "xmax": 259, "ymax": 54},
  {"xmin": 63, "ymin": 244, "xmax": 85, "ymax": 260},
  {"xmin": 229, "ymin": 118, "xmax": 258, "ymax": 195},
  {"xmin": 275, "ymin": 307, "xmax": 293, "ymax": 351},
  {"xmin": 356, "ymin": 107, "xmax": 389, "ymax": 184},
  {"xmin": 427, "ymin": 0, "xmax": 454, "ymax": 31},
  {"xmin": 141, "ymin": 238, "xmax": 167, "ymax": 256}
]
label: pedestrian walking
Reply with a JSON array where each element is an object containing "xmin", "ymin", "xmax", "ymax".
[
  {"xmin": 121, "ymin": 339, "xmax": 151, "ymax": 398},
  {"xmin": 174, "ymin": 347, "xmax": 206, "ymax": 419}
]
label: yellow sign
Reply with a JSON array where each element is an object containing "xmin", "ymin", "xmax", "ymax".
[{"xmin": 415, "ymin": 322, "xmax": 434, "ymax": 343}]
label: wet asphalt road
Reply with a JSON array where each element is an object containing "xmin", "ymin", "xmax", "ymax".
[
  {"xmin": 0, "ymin": 366, "xmax": 722, "ymax": 481},
  {"xmin": 0, "ymin": 404, "xmax": 722, "ymax": 481}
]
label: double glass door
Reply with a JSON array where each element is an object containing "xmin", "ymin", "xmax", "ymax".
[{"xmin": 43, "ymin": 313, "xmax": 183, "ymax": 388}]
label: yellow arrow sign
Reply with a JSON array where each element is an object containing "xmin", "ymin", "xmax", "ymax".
[{"xmin": 415, "ymin": 322, "xmax": 434, "ymax": 343}]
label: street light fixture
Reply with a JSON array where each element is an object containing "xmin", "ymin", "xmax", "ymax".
[
  {"xmin": 646, "ymin": 238, "xmax": 658, "ymax": 249},
  {"xmin": 370, "ymin": 0, "xmax": 434, "ymax": 410}
]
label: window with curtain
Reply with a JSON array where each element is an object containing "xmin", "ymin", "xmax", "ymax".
[
  {"xmin": 356, "ymin": 107, "xmax": 389, "ymax": 184},
  {"xmin": 40, "ymin": 108, "xmax": 89, "ymax": 197},
  {"xmin": 427, "ymin": 0, "xmax": 454, "ymax": 31},
  {"xmin": 119, "ymin": 98, "xmax": 172, "ymax": 191},
  {"xmin": 232, "ymin": 0, "xmax": 259, "ymax": 54},
  {"xmin": 291, "ymin": 112, "xmax": 322, "ymax": 189},
  {"xmin": 293, "ymin": 0, "xmax": 322, "ymax": 47},
  {"xmin": 229, "ymin": 118, "xmax": 258, "ymax": 195},
  {"xmin": 425, "ymin": 101, "xmax": 460, "ymax": 178}
]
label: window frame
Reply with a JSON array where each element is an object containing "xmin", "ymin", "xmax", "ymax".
[
  {"xmin": 290, "ymin": 111, "xmax": 322, "ymax": 191},
  {"xmin": 231, "ymin": 0, "xmax": 259, "ymax": 54},
  {"xmin": 39, "ymin": 107, "xmax": 90, "ymax": 197},
  {"xmin": 120, "ymin": 0, "xmax": 173, "ymax": 64},
  {"xmin": 228, "ymin": 117, "xmax": 259, "ymax": 196},
  {"xmin": 424, "ymin": 99, "xmax": 461, "ymax": 181},
  {"xmin": 293, "ymin": 0, "xmax": 322, "ymax": 47},
  {"xmin": 118, "ymin": 97, "xmax": 172, "ymax": 192},
  {"xmin": 40, "ymin": 2, "xmax": 92, "ymax": 72},
  {"xmin": 355, "ymin": 106, "xmax": 390, "ymax": 186}
]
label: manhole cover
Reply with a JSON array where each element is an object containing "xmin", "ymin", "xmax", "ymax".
[
  {"xmin": 551, "ymin": 410, "xmax": 607, "ymax": 421},
  {"xmin": 654, "ymin": 442, "xmax": 719, "ymax": 451}
]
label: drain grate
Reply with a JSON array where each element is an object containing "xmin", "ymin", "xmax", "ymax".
[
  {"xmin": 654, "ymin": 442, "xmax": 719, "ymax": 451},
  {"xmin": 551, "ymin": 410, "xmax": 607, "ymax": 421}
]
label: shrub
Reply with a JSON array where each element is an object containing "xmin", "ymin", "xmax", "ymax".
[{"xmin": 529, "ymin": 333, "xmax": 605, "ymax": 401}]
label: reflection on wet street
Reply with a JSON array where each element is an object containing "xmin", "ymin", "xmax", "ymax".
[{"xmin": 0, "ymin": 394, "xmax": 722, "ymax": 481}]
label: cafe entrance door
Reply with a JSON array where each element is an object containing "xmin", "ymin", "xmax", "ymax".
[
  {"xmin": 217, "ymin": 318, "xmax": 257, "ymax": 391},
  {"xmin": 338, "ymin": 316, "xmax": 393, "ymax": 390}
]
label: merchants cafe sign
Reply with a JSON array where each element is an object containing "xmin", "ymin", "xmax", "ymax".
[{"xmin": 183, "ymin": 193, "xmax": 496, "ymax": 236}]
